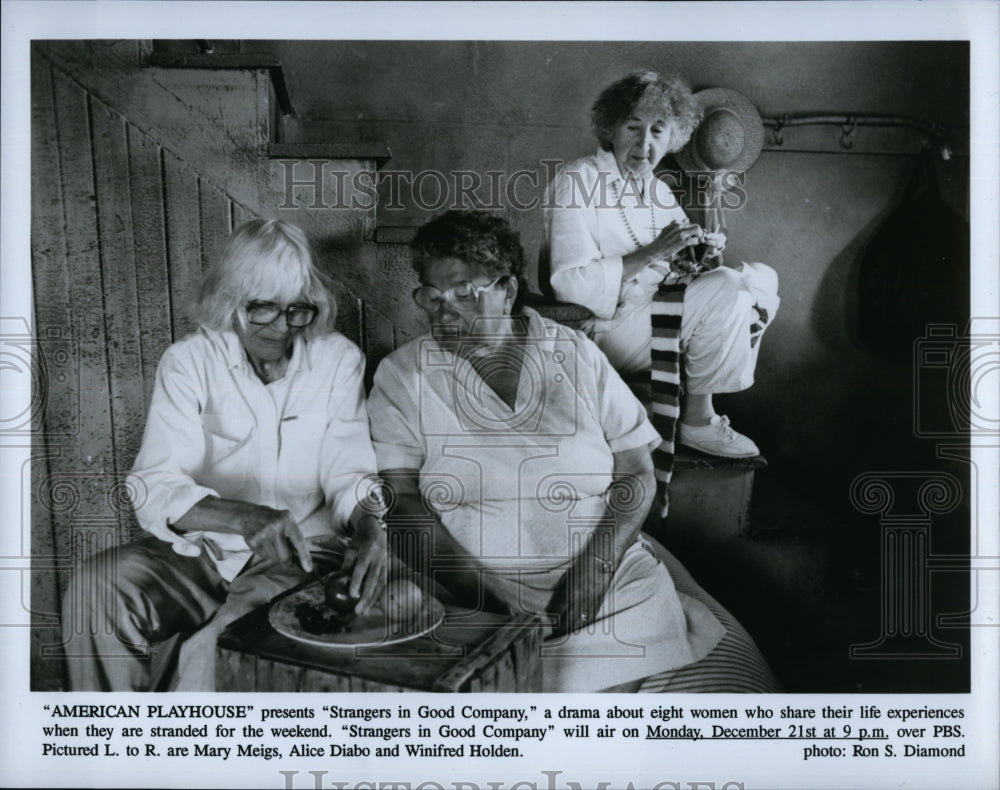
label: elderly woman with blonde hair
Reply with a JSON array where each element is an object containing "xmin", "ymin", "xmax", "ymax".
[{"xmin": 62, "ymin": 218, "xmax": 388, "ymax": 691}]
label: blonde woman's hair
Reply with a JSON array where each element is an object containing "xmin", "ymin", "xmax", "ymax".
[{"xmin": 195, "ymin": 219, "xmax": 336, "ymax": 339}]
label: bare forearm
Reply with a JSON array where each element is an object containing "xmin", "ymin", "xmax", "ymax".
[
  {"xmin": 621, "ymin": 220, "xmax": 706, "ymax": 282},
  {"xmin": 172, "ymin": 495, "xmax": 311, "ymax": 571},
  {"xmin": 347, "ymin": 499, "xmax": 388, "ymax": 536},
  {"xmin": 171, "ymin": 496, "xmax": 279, "ymax": 536},
  {"xmin": 590, "ymin": 464, "xmax": 656, "ymax": 564},
  {"xmin": 549, "ymin": 448, "xmax": 656, "ymax": 634}
]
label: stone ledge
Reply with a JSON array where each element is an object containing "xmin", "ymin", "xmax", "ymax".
[
  {"xmin": 673, "ymin": 446, "xmax": 768, "ymax": 472},
  {"xmin": 269, "ymin": 142, "xmax": 392, "ymax": 169},
  {"xmin": 376, "ymin": 225, "xmax": 418, "ymax": 244}
]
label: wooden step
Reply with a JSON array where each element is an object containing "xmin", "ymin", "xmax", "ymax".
[
  {"xmin": 269, "ymin": 142, "xmax": 392, "ymax": 169},
  {"xmin": 655, "ymin": 447, "xmax": 767, "ymax": 546}
]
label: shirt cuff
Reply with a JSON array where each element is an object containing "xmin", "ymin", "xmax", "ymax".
[
  {"xmin": 633, "ymin": 265, "xmax": 665, "ymax": 288},
  {"xmin": 129, "ymin": 475, "xmax": 219, "ymax": 551},
  {"xmin": 550, "ymin": 258, "xmax": 623, "ymax": 322}
]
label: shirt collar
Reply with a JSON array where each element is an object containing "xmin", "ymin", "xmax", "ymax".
[
  {"xmin": 210, "ymin": 328, "xmax": 310, "ymax": 377},
  {"xmin": 595, "ymin": 146, "xmax": 656, "ymax": 196},
  {"xmin": 519, "ymin": 306, "xmax": 561, "ymax": 355}
]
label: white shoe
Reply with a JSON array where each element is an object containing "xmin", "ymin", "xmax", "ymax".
[{"xmin": 678, "ymin": 415, "xmax": 760, "ymax": 458}]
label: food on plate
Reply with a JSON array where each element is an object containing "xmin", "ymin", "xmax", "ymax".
[
  {"xmin": 381, "ymin": 578, "xmax": 423, "ymax": 623},
  {"xmin": 323, "ymin": 571, "xmax": 361, "ymax": 616},
  {"xmin": 291, "ymin": 571, "xmax": 359, "ymax": 635},
  {"xmin": 290, "ymin": 574, "xmax": 426, "ymax": 636},
  {"xmin": 293, "ymin": 600, "xmax": 353, "ymax": 635}
]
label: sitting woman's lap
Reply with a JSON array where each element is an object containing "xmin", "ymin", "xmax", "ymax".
[{"xmin": 637, "ymin": 534, "xmax": 780, "ymax": 693}]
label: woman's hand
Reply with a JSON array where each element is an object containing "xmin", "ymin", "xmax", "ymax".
[
  {"xmin": 174, "ymin": 496, "xmax": 315, "ymax": 572},
  {"xmin": 342, "ymin": 513, "xmax": 389, "ymax": 614},
  {"xmin": 238, "ymin": 505, "xmax": 314, "ymax": 573},
  {"xmin": 699, "ymin": 230, "xmax": 727, "ymax": 266},
  {"xmin": 548, "ymin": 550, "xmax": 615, "ymax": 637},
  {"xmin": 622, "ymin": 220, "xmax": 703, "ymax": 281},
  {"xmin": 654, "ymin": 228, "xmax": 727, "ymax": 277},
  {"xmin": 653, "ymin": 219, "xmax": 705, "ymax": 264}
]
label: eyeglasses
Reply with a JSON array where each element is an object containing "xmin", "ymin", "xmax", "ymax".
[
  {"xmin": 245, "ymin": 300, "xmax": 319, "ymax": 328},
  {"xmin": 412, "ymin": 276, "xmax": 505, "ymax": 313}
]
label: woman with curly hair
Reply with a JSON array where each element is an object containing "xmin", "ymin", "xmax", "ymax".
[
  {"xmin": 541, "ymin": 70, "xmax": 779, "ymax": 465},
  {"xmin": 368, "ymin": 210, "xmax": 778, "ymax": 692}
]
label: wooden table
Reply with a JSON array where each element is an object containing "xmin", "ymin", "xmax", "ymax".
[{"xmin": 216, "ymin": 590, "xmax": 543, "ymax": 693}]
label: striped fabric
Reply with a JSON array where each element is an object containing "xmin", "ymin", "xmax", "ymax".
[
  {"xmin": 637, "ymin": 598, "xmax": 780, "ymax": 693},
  {"xmin": 637, "ymin": 539, "xmax": 780, "ymax": 693},
  {"xmin": 649, "ymin": 281, "xmax": 688, "ymax": 512},
  {"xmin": 749, "ymin": 303, "xmax": 770, "ymax": 347}
]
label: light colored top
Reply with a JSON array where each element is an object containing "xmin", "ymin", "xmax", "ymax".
[
  {"xmin": 368, "ymin": 309, "xmax": 724, "ymax": 690},
  {"xmin": 127, "ymin": 328, "xmax": 379, "ymax": 581},
  {"xmin": 368, "ymin": 308, "xmax": 661, "ymax": 575},
  {"xmin": 542, "ymin": 147, "xmax": 691, "ymax": 374}
]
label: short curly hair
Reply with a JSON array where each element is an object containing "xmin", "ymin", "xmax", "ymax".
[
  {"xmin": 591, "ymin": 70, "xmax": 702, "ymax": 153},
  {"xmin": 410, "ymin": 210, "xmax": 527, "ymax": 293}
]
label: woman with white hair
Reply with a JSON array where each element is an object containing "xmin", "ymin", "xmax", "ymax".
[
  {"xmin": 541, "ymin": 71, "xmax": 779, "ymax": 472},
  {"xmin": 63, "ymin": 218, "xmax": 388, "ymax": 691}
]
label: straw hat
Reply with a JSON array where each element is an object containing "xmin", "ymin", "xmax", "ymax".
[{"xmin": 675, "ymin": 88, "xmax": 764, "ymax": 174}]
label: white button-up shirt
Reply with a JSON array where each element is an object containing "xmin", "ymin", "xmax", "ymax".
[
  {"xmin": 127, "ymin": 328, "xmax": 378, "ymax": 581},
  {"xmin": 542, "ymin": 148, "xmax": 691, "ymax": 374}
]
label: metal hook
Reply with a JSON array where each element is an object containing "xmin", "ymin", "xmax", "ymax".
[
  {"xmin": 771, "ymin": 114, "xmax": 788, "ymax": 147},
  {"xmin": 840, "ymin": 117, "xmax": 857, "ymax": 150}
]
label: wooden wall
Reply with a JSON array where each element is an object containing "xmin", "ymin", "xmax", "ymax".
[
  {"xmin": 31, "ymin": 50, "xmax": 250, "ymax": 688},
  {"xmin": 29, "ymin": 43, "xmax": 413, "ymax": 689}
]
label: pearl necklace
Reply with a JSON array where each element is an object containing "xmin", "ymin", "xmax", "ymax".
[{"xmin": 610, "ymin": 177, "xmax": 657, "ymax": 250}]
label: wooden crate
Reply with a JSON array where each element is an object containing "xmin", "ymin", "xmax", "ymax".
[{"xmin": 216, "ymin": 595, "xmax": 543, "ymax": 693}]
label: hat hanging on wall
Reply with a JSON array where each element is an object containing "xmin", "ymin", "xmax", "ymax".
[{"xmin": 675, "ymin": 88, "xmax": 764, "ymax": 175}]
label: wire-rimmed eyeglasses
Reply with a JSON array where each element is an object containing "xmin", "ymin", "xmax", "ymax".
[
  {"xmin": 412, "ymin": 276, "xmax": 505, "ymax": 313},
  {"xmin": 244, "ymin": 300, "xmax": 319, "ymax": 328}
]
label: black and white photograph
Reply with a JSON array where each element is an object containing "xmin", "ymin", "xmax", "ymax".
[{"xmin": 2, "ymin": 2, "xmax": 998, "ymax": 789}]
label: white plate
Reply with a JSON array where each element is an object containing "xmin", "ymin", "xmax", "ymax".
[{"xmin": 268, "ymin": 582, "xmax": 445, "ymax": 648}]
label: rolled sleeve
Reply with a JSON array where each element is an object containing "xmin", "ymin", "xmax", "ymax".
[{"xmin": 127, "ymin": 348, "xmax": 220, "ymax": 552}]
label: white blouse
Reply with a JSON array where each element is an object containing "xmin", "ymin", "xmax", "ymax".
[
  {"xmin": 542, "ymin": 148, "xmax": 691, "ymax": 374},
  {"xmin": 127, "ymin": 329, "xmax": 379, "ymax": 581}
]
